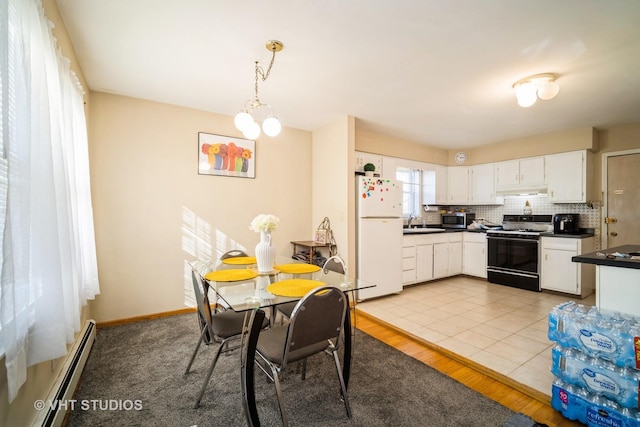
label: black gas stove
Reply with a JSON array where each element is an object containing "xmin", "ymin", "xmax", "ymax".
[{"xmin": 486, "ymin": 215, "xmax": 553, "ymax": 292}]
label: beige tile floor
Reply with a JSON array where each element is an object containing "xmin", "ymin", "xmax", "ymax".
[{"xmin": 356, "ymin": 276, "xmax": 596, "ymax": 397}]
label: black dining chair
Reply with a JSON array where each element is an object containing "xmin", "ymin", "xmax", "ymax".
[
  {"xmin": 254, "ymin": 286, "xmax": 352, "ymax": 426},
  {"xmin": 220, "ymin": 249, "xmax": 248, "ymax": 260},
  {"xmin": 185, "ymin": 264, "xmax": 267, "ymax": 408},
  {"xmin": 275, "ymin": 255, "xmax": 347, "ymax": 322}
]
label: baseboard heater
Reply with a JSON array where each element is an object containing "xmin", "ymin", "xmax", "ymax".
[{"xmin": 33, "ymin": 319, "xmax": 97, "ymax": 427}]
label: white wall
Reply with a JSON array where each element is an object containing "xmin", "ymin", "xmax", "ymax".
[
  {"xmin": 88, "ymin": 92, "xmax": 313, "ymax": 322},
  {"xmin": 311, "ymin": 116, "xmax": 355, "ymax": 270}
]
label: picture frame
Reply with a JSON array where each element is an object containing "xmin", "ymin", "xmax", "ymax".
[{"xmin": 198, "ymin": 132, "xmax": 256, "ymax": 178}]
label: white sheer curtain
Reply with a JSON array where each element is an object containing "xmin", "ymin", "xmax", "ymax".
[{"xmin": 0, "ymin": 0, "xmax": 100, "ymax": 402}]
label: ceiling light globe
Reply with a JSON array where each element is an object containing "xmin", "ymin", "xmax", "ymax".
[
  {"xmin": 515, "ymin": 82, "xmax": 537, "ymax": 107},
  {"xmin": 537, "ymin": 80, "xmax": 560, "ymax": 101},
  {"xmin": 262, "ymin": 117, "xmax": 281, "ymax": 137},
  {"xmin": 242, "ymin": 121, "xmax": 261, "ymax": 140},
  {"xmin": 234, "ymin": 111, "xmax": 253, "ymax": 131}
]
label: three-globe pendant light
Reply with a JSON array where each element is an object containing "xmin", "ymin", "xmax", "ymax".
[{"xmin": 234, "ymin": 40, "xmax": 283, "ymax": 139}]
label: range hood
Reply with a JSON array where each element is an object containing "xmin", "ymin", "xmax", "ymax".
[{"xmin": 495, "ymin": 184, "xmax": 548, "ymax": 196}]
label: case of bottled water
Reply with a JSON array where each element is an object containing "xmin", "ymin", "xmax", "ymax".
[
  {"xmin": 548, "ymin": 301, "xmax": 640, "ymax": 370},
  {"xmin": 549, "ymin": 301, "xmax": 640, "ymax": 425},
  {"xmin": 551, "ymin": 345, "xmax": 639, "ymax": 409},
  {"xmin": 552, "ymin": 378, "xmax": 640, "ymax": 427}
]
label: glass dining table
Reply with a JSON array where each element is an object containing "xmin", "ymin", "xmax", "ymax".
[{"xmin": 203, "ymin": 256, "xmax": 376, "ymax": 427}]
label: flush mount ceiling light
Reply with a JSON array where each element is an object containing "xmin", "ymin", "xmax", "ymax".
[
  {"xmin": 513, "ymin": 73, "xmax": 560, "ymax": 107},
  {"xmin": 234, "ymin": 40, "xmax": 284, "ymax": 139}
]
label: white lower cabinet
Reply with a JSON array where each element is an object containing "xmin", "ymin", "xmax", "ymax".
[
  {"xmin": 403, "ymin": 232, "xmax": 462, "ymax": 285},
  {"xmin": 433, "ymin": 242, "xmax": 449, "ymax": 279},
  {"xmin": 416, "ymin": 243, "xmax": 434, "ymax": 282},
  {"xmin": 402, "ymin": 237, "xmax": 417, "ymax": 285},
  {"xmin": 448, "ymin": 233, "xmax": 463, "ymax": 276},
  {"xmin": 462, "ymin": 232, "xmax": 487, "ymax": 278},
  {"xmin": 541, "ymin": 236, "xmax": 595, "ymax": 297}
]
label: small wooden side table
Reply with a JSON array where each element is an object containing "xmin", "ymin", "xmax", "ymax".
[{"xmin": 290, "ymin": 240, "xmax": 332, "ymax": 265}]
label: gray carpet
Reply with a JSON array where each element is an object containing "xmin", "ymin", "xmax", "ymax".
[{"xmin": 66, "ymin": 313, "xmax": 541, "ymax": 426}]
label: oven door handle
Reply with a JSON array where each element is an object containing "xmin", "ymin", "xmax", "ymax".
[
  {"xmin": 487, "ymin": 267, "xmax": 539, "ymax": 279},
  {"xmin": 487, "ymin": 236, "xmax": 539, "ymax": 244},
  {"xmin": 486, "ymin": 268, "xmax": 538, "ymax": 279}
]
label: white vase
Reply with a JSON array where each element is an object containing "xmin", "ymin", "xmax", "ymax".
[{"xmin": 255, "ymin": 231, "xmax": 275, "ymax": 273}]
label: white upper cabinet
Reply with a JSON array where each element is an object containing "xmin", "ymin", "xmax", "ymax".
[
  {"xmin": 520, "ymin": 157, "xmax": 546, "ymax": 186},
  {"xmin": 381, "ymin": 156, "xmax": 399, "ymax": 179},
  {"xmin": 355, "ymin": 151, "xmax": 383, "ymax": 175},
  {"xmin": 470, "ymin": 163, "xmax": 502, "ymax": 205},
  {"xmin": 546, "ymin": 150, "xmax": 591, "ymax": 203},
  {"xmin": 447, "ymin": 164, "xmax": 502, "ymax": 205},
  {"xmin": 447, "ymin": 166, "xmax": 469, "ymax": 204},
  {"xmin": 435, "ymin": 165, "xmax": 448, "ymax": 205},
  {"xmin": 496, "ymin": 157, "xmax": 546, "ymax": 191}
]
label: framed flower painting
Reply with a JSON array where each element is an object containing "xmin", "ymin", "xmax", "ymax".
[{"xmin": 198, "ymin": 132, "xmax": 256, "ymax": 178}]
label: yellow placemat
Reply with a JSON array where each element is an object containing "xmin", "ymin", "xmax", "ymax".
[
  {"xmin": 221, "ymin": 256, "xmax": 257, "ymax": 265},
  {"xmin": 204, "ymin": 269, "xmax": 258, "ymax": 282},
  {"xmin": 273, "ymin": 263, "xmax": 321, "ymax": 274},
  {"xmin": 267, "ymin": 279, "xmax": 325, "ymax": 297}
]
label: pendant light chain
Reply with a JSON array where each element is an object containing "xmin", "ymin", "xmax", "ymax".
[{"xmin": 253, "ymin": 48, "xmax": 277, "ymax": 103}]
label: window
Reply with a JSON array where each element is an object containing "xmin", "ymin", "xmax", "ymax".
[
  {"xmin": 0, "ymin": 0, "xmax": 99, "ymax": 401},
  {"xmin": 396, "ymin": 167, "xmax": 420, "ymax": 217},
  {"xmin": 396, "ymin": 167, "xmax": 437, "ymax": 218}
]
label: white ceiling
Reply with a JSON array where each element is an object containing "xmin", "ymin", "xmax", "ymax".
[{"xmin": 55, "ymin": 0, "xmax": 640, "ymax": 149}]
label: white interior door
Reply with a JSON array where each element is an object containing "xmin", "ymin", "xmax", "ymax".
[{"xmin": 604, "ymin": 151, "xmax": 640, "ymax": 248}]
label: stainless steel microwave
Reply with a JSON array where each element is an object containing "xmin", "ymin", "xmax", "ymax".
[{"xmin": 441, "ymin": 212, "xmax": 475, "ymax": 229}]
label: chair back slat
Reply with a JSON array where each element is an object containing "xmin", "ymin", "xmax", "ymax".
[
  {"xmin": 322, "ymin": 255, "xmax": 346, "ymax": 274},
  {"xmin": 286, "ymin": 287, "xmax": 346, "ymax": 353},
  {"xmin": 220, "ymin": 249, "xmax": 248, "ymax": 260}
]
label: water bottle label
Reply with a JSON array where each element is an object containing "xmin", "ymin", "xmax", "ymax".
[
  {"xmin": 582, "ymin": 369, "xmax": 621, "ymax": 395},
  {"xmin": 579, "ymin": 329, "xmax": 617, "ymax": 354},
  {"xmin": 586, "ymin": 407, "xmax": 625, "ymax": 427}
]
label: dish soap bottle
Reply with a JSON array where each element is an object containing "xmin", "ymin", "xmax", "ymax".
[{"xmin": 523, "ymin": 200, "xmax": 533, "ymax": 215}]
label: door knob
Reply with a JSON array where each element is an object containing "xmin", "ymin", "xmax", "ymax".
[{"xmin": 610, "ymin": 231, "xmax": 618, "ymax": 236}]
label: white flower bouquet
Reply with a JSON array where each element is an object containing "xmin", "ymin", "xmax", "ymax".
[{"xmin": 249, "ymin": 214, "xmax": 280, "ymax": 233}]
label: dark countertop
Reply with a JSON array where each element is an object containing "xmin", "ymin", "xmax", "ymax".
[
  {"xmin": 541, "ymin": 232, "xmax": 595, "ymax": 239},
  {"xmin": 541, "ymin": 228, "xmax": 595, "ymax": 239},
  {"xmin": 572, "ymin": 245, "xmax": 640, "ymax": 270}
]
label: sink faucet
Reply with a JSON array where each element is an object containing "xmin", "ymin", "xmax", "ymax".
[{"xmin": 408, "ymin": 214, "xmax": 417, "ymax": 228}]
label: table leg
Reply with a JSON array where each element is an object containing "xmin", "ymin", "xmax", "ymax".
[
  {"xmin": 241, "ymin": 309, "xmax": 265, "ymax": 427},
  {"xmin": 343, "ymin": 293, "xmax": 352, "ymax": 389}
]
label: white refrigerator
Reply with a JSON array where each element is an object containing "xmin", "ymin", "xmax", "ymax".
[{"xmin": 356, "ymin": 176, "xmax": 403, "ymax": 300}]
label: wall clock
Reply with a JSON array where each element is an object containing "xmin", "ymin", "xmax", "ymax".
[{"xmin": 454, "ymin": 151, "xmax": 468, "ymax": 164}]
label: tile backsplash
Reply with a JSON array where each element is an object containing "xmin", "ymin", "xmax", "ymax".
[{"xmin": 448, "ymin": 194, "xmax": 602, "ymax": 249}]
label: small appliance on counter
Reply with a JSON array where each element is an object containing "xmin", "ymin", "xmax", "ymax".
[
  {"xmin": 441, "ymin": 212, "xmax": 475, "ymax": 229},
  {"xmin": 553, "ymin": 213, "xmax": 580, "ymax": 234}
]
